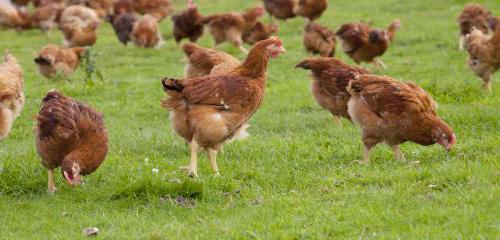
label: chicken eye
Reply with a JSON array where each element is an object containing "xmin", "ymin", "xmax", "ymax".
[
  {"xmin": 470, "ymin": 59, "xmax": 479, "ymax": 66},
  {"xmin": 442, "ymin": 133, "xmax": 448, "ymax": 141}
]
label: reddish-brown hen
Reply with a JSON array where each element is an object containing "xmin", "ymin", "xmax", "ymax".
[
  {"xmin": 336, "ymin": 19, "xmax": 401, "ymax": 69},
  {"xmin": 59, "ymin": 5, "xmax": 100, "ymax": 47},
  {"xmin": 303, "ymin": 21, "xmax": 336, "ymax": 57},
  {"xmin": 29, "ymin": 2, "xmax": 65, "ymax": 32},
  {"xmin": 34, "ymin": 44, "xmax": 86, "ymax": 78},
  {"xmin": 294, "ymin": 0, "xmax": 327, "ymax": 22},
  {"xmin": 171, "ymin": 0, "xmax": 204, "ymax": 44},
  {"xmin": 457, "ymin": 3, "xmax": 496, "ymax": 50},
  {"xmin": 113, "ymin": 0, "xmax": 133, "ymax": 15},
  {"xmin": 68, "ymin": 0, "xmax": 113, "ymax": 19},
  {"xmin": 108, "ymin": 12, "xmax": 137, "ymax": 45},
  {"xmin": 0, "ymin": 52, "xmax": 24, "ymax": 140},
  {"xmin": 131, "ymin": 14, "xmax": 163, "ymax": 48},
  {"xmin": 296, "ymin": 57, "xmax": 371, "ymax": 127},
  {"xmin": 243, "ymin": 21, "xmax": 279, "ymax": 45},
  {"xmin": 263, "ymin": 0, "xmax": 296, "ymax": 21},
  {"xmin": 198, "ymin": 7, "xmax": 265, "ymax": 53},
  {"xmin": 35, "ymin": 90, "xmax": 108, "ymax": 193},
  {"xmin": 347, "ymin": 75, "xmax": 456, "ymax": 163},
  {"xmin": 161, "ymin": 37, "xmax": 285, "ymax": 177},
  {"xmin": 465, "ymin": 25, "xmax": 500, "ymax": 92},
  {"xmin": 182, "ymin": 42, "xmax": 240, "ymax": 78}
]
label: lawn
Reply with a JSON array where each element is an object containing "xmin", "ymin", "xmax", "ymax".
[{"xmin": 1, "ymin": 0, "xmax": 500, "ymax": 239}]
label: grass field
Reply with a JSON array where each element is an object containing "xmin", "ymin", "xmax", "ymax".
[{"xmin": 1, "ymin": 0, "xmax": 500, "ymax": 239}]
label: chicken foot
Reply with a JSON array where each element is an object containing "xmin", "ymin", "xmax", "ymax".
[
  {"xmin": 458, "ymin": 35, "xmax": 465, "ymax": 51},
  {"xmin": 47, "ymin": 169, "xmax": 57, "ymax": 194},
  {"xmin": 179, "ymin": 139, "xmax": 199, "ymax": 177}
]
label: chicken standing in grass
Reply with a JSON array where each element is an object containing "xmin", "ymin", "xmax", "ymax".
[
  {"xmin": 59, "ymin": 5, "xmax": 100, "ymax": 47},
  {"xmin": 131, "ymin": 14, "xmax": 163, "ymax": 48},
  {"xmin": 464, "ymin": 25, "xmax": 500, "ymax": 92},
  {"xmin": 171, "ymin": 0, "xmax": 204, "ymax": 44},
  {"xmin": 457, "ymin": 3, "xmax": 496, "ymax": 51},
  {"xmin": 243, "ymin": 21, "xmax": 279, "ymax": 45},
  {"xmin": 336, "ymin": 20, "xmax": 401, "ymax": 70},
  {"xmin": 182, "ymin": 42, "xmax": 240, "ymax": 79},
  {"xmin": 108, "ymin": 12, "xmax": 137, "ymax": 45},
  {"xmin": 294, "ymin": 0, "xmax": 327, "ymax": 22},
  {"xmin": 0, "ymin": 52, "xmax": 24, "ymax": 140},
  {"xmin": 303, "ymin": 21, "xmax": 336, "ymax": 57},
  {"xmin": 296, "ymin": 57, "xmax": 371, "ymax": 127},
  {"xmin": 161, "ymin": 37, "xmax": 286, "ymax": 177},
  {"xmin": 34, "ymin": 44, "xmax": 86, "ymax": 78},
  {"xmin": 347, "ymin": 75, "xmax": 456, "ymax": 163},
  {"xmin": 263, "ymin": 0, "xmax": 296, "ymax": 22},
  {"xmin": 35, "ymin": 90, "xmax": 108, "ymax": 193}
]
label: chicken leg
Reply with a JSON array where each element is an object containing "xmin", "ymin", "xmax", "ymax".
[
  {"xmin": 483, "ymin": 75, "xmax": 492, "ymax": 93},
  {"xmin": 458, "ymin": 36, "xmax": 465, "ymax": 51},
  {"xmin": 47, "ymin": 169, "xmax": 57, "ymax": 194},
  {"xmin": 180, "ymin": 139, "xmax": 199, "ymax": 177},
  {"xmin": 391, "ymin": 145, "xmax": 405, "ymax": 161},
  {"xmin": 208, "ymin": 148, "xmax": 220, "ymax": 176}
]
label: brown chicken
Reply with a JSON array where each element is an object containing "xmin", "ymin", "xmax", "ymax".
[
  {"xmin": 34, "ymin": 44, "xmax": 86, "ymax": 78},
  {"xmin": 182, "ymin": 42, "xmax": 240, "ymax": 79},
  {"xmin": 171, "ymin": 0, "xmax": 203, "ymax": 44},
  {"xmin": 295, "ymin": 57, "xmax": 371, "ymax": 127},
  {"xmin": 131, "ymin": 14, "xmax": 163, "ymax": 48},
  {"xmin": 35, "ymin": 90, "xmax": 108, "ymax": 193},
  {"xmin": 59, "ymin": 5, "xmax": 100, "ymax": 47},
  {"xmin": 336, "ymin": 19, "xmax": 401, "ymax": 69},
  {"xmin": 198, "ymin": 6, "xmax": 265, "ymax": 53},
  {"xmin": 347, "ymin": 75, "xmax": 456, "ymax": 163},
  {"xmin": 243, "ymin": 21, "xmax": 279, "ymax": 45},
  {"xmin": 29, "ymin": 2, "xmax": 65, "ymax": 32},
  {"xmin": 108, "ymin": 12, "xmax": 137, "ymax": 45},
  {"xmin": 294, "ymin": 0, "xmax": 327, "ymax": 22},
  {"xmin": 161, "ymin": 37, "xmax": 285, "ymax": 177},
  {"xmin": 67, "ymin": 0, "xmax": 113, "ymax": 19},
  {"xmin": 133, "ymin": 0, "xmax": 174, "ymax": 22},
  {"xmin": 457, "ymin": 3, "xmax": 496, "ymax": 51},
  {"xmin": 0, "ymin": 2, "xmax": 30, "ymax": 29},
  {"xmin": 464, "ymin": 26, "xmax": 500, "ymax": 92},
  {"xmin": 303, "ymin": 21, "xmax": 336, "ymax": 57},
  {"xmin": 263, "ymin": 0, "xmax": 296, "ymax": 21},
  {"xmin": 113, "ymin": 0, "xmax": 133, "ymax": 15},
  {"xmin": 33, "ymin": 0, "xmax": 65, "ymax": 8},
  {"xmin": 0, "ymin": 52, "xmax": 24, "ymax": 140}
]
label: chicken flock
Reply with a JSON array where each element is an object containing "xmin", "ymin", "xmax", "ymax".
[{"xmin": 0, "ymin": 0, "xmax": 497, "ymax": 193}]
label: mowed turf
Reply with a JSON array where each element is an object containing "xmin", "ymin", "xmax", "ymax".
[{"xmin": 1, "ymin": 0, "xmax": 500, "ymax": 239}]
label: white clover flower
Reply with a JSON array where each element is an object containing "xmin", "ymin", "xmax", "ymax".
[{"xmin": 152, "ymin": 168, "xmax": 159, "ymax": 174}]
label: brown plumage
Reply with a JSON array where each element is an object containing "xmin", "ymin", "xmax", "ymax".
[
  {"xmin": 457, "ymin": 3, "xmax": 496, "ymax": 50},
  {"xmin": 161, "ymin": 37, "xmax": 286, "ymax": 177},
  {"xmin": 67, "ymin": 0, "xmax": 113, "ymax": 19},
  {"xmin": 198, "ymin": 7, "xmax": 265, "ymax": 53},
  {"xmin": 303, "ymin": 21, "xmax": 336, "ymax": 57},
  {"xmin": 108, "ymin": 12, "xmax": 137, "ymax": 45},
  {"xmin": 347, "ymin": 75, "xmax": 456, "ymax": 163},
  {"xmin": 296, "ymin": 57, "xmax": 371, "ymax": 127},
  {"xmin": 294, "ymin": 0, "xmax": 327, "ymax": 21},
  {"xmin": 171, "ymin": 0, "xmax": 203, "ymax": 44},
  {"xmin": 59, "ymin": 5, "xmax": 100, "ymax": 47},
  {"xmin": 29, "ymin": 2, "xmax": 64, "ymax": 32},
  {"xmin": 131, "ymin": 14, "xmax": 163, "ymax": 48},
  {"xmin": 34, "ymin": 44, "xmax": 86, "ymax": 78},
  {"xmin": 263, "ymin": 0, "xmax": 296, "ymax": 21},
  {"xmin": 336, "ymin": 19, "xmax": 401, "ymax": 69},
  {"xmin": 182, "ymin": 42, "xmax": 240, "ymax": 79},
  {"xmin": 0, "ymin": 52, "xmax": 24, "ymax": 140},
  {"xmin": 0, "ymin": 2, "xmax": 30, "ymax": 29},
  {"xmin": 35, "ymin": 90, "xmax": 108, "ymax": 193},
  {"xmin": 133, "ymin": 0, "xmax": 174, "ymax": 22},
  {"xmin": 113, "ymin": 0, "xmax": 133, "ymax": 15},
  {"xmin": 243, "ymin": 21, "xmax": 279, "ymax": 45},
  {"xmin": 464, "ymin": 26, "xmax": 500, "ymax": 92}
]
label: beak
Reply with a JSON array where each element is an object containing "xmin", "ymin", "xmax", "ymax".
[
  {"xmin": 278, "ymin": 46, "xmax": 286, "ymax": 54},
  {"xmin": 63, "ymin": 171, "xmax": 81, "ymax": 186}
]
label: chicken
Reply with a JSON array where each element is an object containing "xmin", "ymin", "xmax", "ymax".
[
  {"xmin": 243, "ymin": 21, "xmax": 278, "ymax": 45},
  {"xmin": 29, "ymin": 3, "xmax": 64, "ymax": 32},
  {"xmin": 198, "ymin": 6, "xmax": 265, "ymax": 53},
  {"xmin": 457, "ymin": 3, "xmax": 495, "ymax": 51},
  {"xmin": 35, "ymin": 90, "xmax": 108, "ymax": 193},
  {"xmin": 108, "ymin": 12, "xmax": 137, "ymax": 45},
  {"xmin": 294, "ymin": 0, "xmax": 327, "ymax": 22},
  {"xmin": 160, "ymin": 37, "xmax": 286, "ymax": 177},
  {"xmin": 133, "ymin": 0, "xmax": 173, "ymax": 22},
  {"xmin": 32, "ymin": 0, "xmax": 65, "ymax": 8},
  {"xmin": 303, "ymin": 21, "xmax": 336, "ymax": 57},
  {"xmin": 34, "ymin": 44, "xmax": 86, "ymax": 78},
  {"xmin": 346, "ymin": 75, "xmax": 456, "ymax": 163},
  {"xmin": 295, "ymin": 57, "xmax": 371, "ymax": 127},
  {"xmin": 0, "ymin": 52, "xmax": 24, "ymax": 140},
  {"xmin": 59, "ymin": 5, "xmax": 100, "ymax": 47},
  {"xmin": 11, "ymin": 0, "xmax": 30, "ymax": 9},
  {"xmin": 131, "ymin": 14, "xmax": 163, "ymax": 48},
  {"xmin": 0, "ymin": 1, "xmax": 30, "ymax": 29},
  {"xmin": 113, "ymin": 0, "xmax": 133, "ymax": 15},
  {"xmin": 336, "ymin": 19, "xmax": 401, "ymax": 69},
  {"xmin": 464, "ymin": 26, "xmax": 500, "ymax": 92},
  {"xmin": 171, "ymin": 0, "xmax": 203, "ymax": 44},
  {"xmin": 263, "ymin": 0, "xmax": 296, "ymax": 22},
  {"xmin": 67, "ymin": 0, "xmax": 113, "ymax": 19},
  {"xmin": 182, "ymin": 42, "xmax": 240, "ymax": 79}
]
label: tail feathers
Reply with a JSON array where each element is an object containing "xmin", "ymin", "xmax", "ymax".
[
  {"xmin": 228, "ymin": 124, "xmax": 250, "ymax": 143},
  {"xmin": 387, "ymin": 19, "xmax": 401, "ymax": 41},
  {"xmin": 162, "ymin": 78, "xmax": 184, "ymax": 93}
]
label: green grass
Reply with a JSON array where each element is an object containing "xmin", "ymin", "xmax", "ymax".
[{"xmin": 1, "ymin": 0, "xmax": 500, "ymax": 239}]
